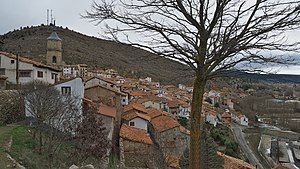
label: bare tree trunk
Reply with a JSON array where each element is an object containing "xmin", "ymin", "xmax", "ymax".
[
  {"xmin": 189, "ymin": 72, "xmax": 206, "ymax": 169},
  {"xmin": 32, "ymin": 130, "xmax": 36, "ymax": 150},
  {"xmin": 39, "ymin": 130, "xmax": 42, "ymax": 154}
]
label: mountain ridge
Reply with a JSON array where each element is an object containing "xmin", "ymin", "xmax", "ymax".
[
  {"xmin": 1, "ymin": 25, "xmax": 299, "ymax": 85},
  {"xmin": 0, "ymin": 25, "xmax": 194, "ymax": 85}
]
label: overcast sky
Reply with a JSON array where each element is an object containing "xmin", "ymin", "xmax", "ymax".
[
  {"xmin": 1, "ymin": 0, "xmax": 300, "ymax": 75},
  {"xmin": 0, "ymin": 0, "xmax": 100, "ymax": 37}
]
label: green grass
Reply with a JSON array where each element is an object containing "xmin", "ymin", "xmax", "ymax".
[
  {"xmin": 0, "ymin": 125, "xmax": 108, "ymax": 168},
  {"xmin": 0, "ymin": 125, "xmax": 20, "ymax": 169}
]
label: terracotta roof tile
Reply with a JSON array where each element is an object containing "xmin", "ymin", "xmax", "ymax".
[
  {"xmin": 217, "ymin": 151, "xmax": 256, "ymax": 169},
  {"xmin": 151, "ymin": 114, "xmax": 179, "ymax": 133},
  {"xmin": 0, "ymin": 51, "xmax": 60, "ymax": 72},
  {"xmin": 124, "ymin": 103, "xmax": 148, "ymax": 113},
  {"xmin": 122, "ymin": 111, "xmax": 151, "ymax": 121},
  {"xmin": 120, "ymin": 124, "xmax": 153, "ymax": 145},
  {"xmin": 97, "ymin": 105, "xmax": 116, "ymax": 119},
  {"xmin": 145, "ymin": 108, "xmax": 164, "ymax": 119},
  {"xmin": 168, "ymin": 100, "xmax": 180, "ymax": 108}
]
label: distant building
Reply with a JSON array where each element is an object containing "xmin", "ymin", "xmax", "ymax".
[
  {"xmin": 46, "ymin": 32, "xmax": 64, "ymax": 70},
  {"xmin": 0, "ymin": 51, "xmax": 60, "ymax": 85}
]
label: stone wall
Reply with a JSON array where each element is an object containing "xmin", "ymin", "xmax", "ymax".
[{"xmin": 120, "ymin": 138, "xmax": 165, "ymax": 169}]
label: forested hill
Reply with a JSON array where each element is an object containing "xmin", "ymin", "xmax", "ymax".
[
  {"xmin": 1, "ymin": 25, "xmax": 299, "ymax": 85},
  {"xmin": 236, "ymin": 72, "xmax": 300, "ymax": 84},
  {"xmin": 0, "ymin": 25, "xmax": 194, "ymax": 85}
]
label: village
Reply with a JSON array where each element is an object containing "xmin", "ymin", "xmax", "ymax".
[{"xmin": 0, "ymin": 31, "xmax": 299, "ymax": 169}]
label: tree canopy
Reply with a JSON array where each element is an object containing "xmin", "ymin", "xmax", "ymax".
[{"xmin": 84, "ymin": 0, "xmax": 300, "ymax": 168}]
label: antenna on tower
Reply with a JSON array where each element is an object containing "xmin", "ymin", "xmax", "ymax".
[
  {"xmin": 47, "ymin": 9, "xmax": 49, "ymax": 25},
  {"xmin": 51, "ymin": 9, "xmax": 53, "ymax": 24}
]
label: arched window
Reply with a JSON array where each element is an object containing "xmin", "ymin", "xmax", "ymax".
[{"xmin": 52, "ymin": 56, "xmax": 57, "ymax": 63}]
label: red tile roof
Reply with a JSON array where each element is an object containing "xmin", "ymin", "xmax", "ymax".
[
  {"xmin": 151, "ymin": 114, "xmax": 179, "ymax": 133},
  {"xmin": 217, "ymin": 151, "xmax": 256, "ymax": 169},
  {"xmin": 168, "ymin": 100, "xmax": 180, "ymax": 108},
  {"xmin": 124, "ymin": 103, "xmax": 148, "ymax": 114},
  {"xmin": 145, "ymin": 108, "xmax": 164, "ymax": 119},
  {"xmin": 122, "ymin": 111, "xmax": 151, "ymax": 121},
  {"xmin": 97, "ymin": 105, "xmax": 116, "ymax": 119},
  {"xmin": 0, "ymin": 51, "xmax": 60, "ymax": 72},
  {"xmin": 120, "ymin": 124, "xmax": 153, "ymax": 145}
]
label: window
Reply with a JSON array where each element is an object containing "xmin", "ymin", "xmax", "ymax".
[
  {"xmin": 51, "ymin": 73, "xmax": 57, "ymax": 80},
  {"xmin": 0, "ymin": 68, "xmax": 5, "ymax": 75},
  {"xmin": 129, "ymin": 121, "xmax": 135, "ymax": 126},
  {"xmin": 11, "ymin": 60, "xmax": 15, "ymax": 64},
  {"xmin": 19, "ymin": 71, "xmax": 31, "ymax": 77},
  {"xmin": 52, "ymin": 56, "xmax": 57, "ymax": 63},
  {"xmin": 61, "ymin": 87, "xmax": 71, "ymax": 95},
  {"xmin": 37, "ymin": 71, "xmax": 43, "ymax": 78}
]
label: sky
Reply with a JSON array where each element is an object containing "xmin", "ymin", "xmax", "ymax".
[
  {"xmin": 0, "ymin": 0, "xmax": 100, "ymax": 37},
  {"xmin": 1, "ymin": 0, "xmax": 300, "ymax": 75}
]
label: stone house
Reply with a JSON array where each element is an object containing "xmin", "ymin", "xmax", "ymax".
[
  {"xmin": 97, "ymin": 104, "xmax": 117, "ymax": 141},
  {"xmin": 122, "ymin": 111, "xmax": 151, "ymax": 131},
  {"xmin": 84, "ymin": 83, "xmax": 128, "ymax": 106},
  {"xmin": 119, "ymin": 124, "xmax": 157, "ymax": 168},
  {"xmin": 149, "ymin": 113, "xmax": 190, "ymax": 158},
  {"xmin": 84, "ymin": 76, "xmax": 121, "ymax": 92},
  {"xmin": 0, "ymin": 51, "xmax": 60, "ymax": 85}
]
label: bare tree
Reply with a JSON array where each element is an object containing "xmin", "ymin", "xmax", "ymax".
[
  {"xmin": 84, "ymin": 0, "xmax": 300, "ymax": 168},
  {"xmin": 23, "ymin": 81, "xmax": 81, "ymax": 169},
  {"xmin": 0, "ymin": 90, "xmax": 25, "ymax": 124},
  {"xmin": 71, "ymin": 102, "xmax": 110, "ymax": 165}
]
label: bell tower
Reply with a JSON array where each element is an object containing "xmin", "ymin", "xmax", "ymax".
[{"xmin": 46, "ymin": 31, "xmax": 63, "ymax": 70}]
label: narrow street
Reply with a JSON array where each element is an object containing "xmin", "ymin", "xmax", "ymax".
[{"xmin": 231, "ymin": 123, "xmax": 264, "ymax": 169}]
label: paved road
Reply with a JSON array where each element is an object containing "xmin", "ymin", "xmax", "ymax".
[{"xmin": 231, "ymin": 123, "xmax": 264, "ymax": 169}]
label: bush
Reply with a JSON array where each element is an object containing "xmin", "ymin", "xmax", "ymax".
[{"xmin": 0, "ymin": 91, "xmax": 25, "ymax": 124}]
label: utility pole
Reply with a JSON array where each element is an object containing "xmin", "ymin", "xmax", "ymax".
[
  {"xmin": 16, "ymin": 45, "xmax": 21, "ymax": 89},
  {"xmin": 16, "ymin": 53, "xmax": 19, "ymax": 89}
]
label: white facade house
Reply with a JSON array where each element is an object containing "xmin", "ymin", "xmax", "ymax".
[
  {"xmin": 0, "ymin": 51, "xmax": 60, "ymax": 85},
  {"xmin": 25, "ymin": 77, "xmax": 84, "ymax": 133},
  {"xmin": 63, "ymin": 65, "xmax": 79, "ymax": 78},
  {"xmin": 129, "ymin": 117, "xmax": 148, "ymax": 131},
  {"xmin": 205, "ymin": 113, "xmax": 218, "ymax": 127},
  {"xmin": 178, "ymin": 105, "xmax": 190, "ymax": 119},
  {"xmin": 54, "ymin": 77, "xmax": 85, "ymax": 100},
  {"xmin": 239, "ymin": 115, "xmax": 249, "ymax": 126}
]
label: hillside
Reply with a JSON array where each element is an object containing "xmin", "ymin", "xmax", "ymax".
[
  {"xmin": 1, "ymin": 25, "xmax": 299, "ymax": 85},
  {"xmin": 0, "ymin": 25, "xmax": 194, "ymax": 85}
]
